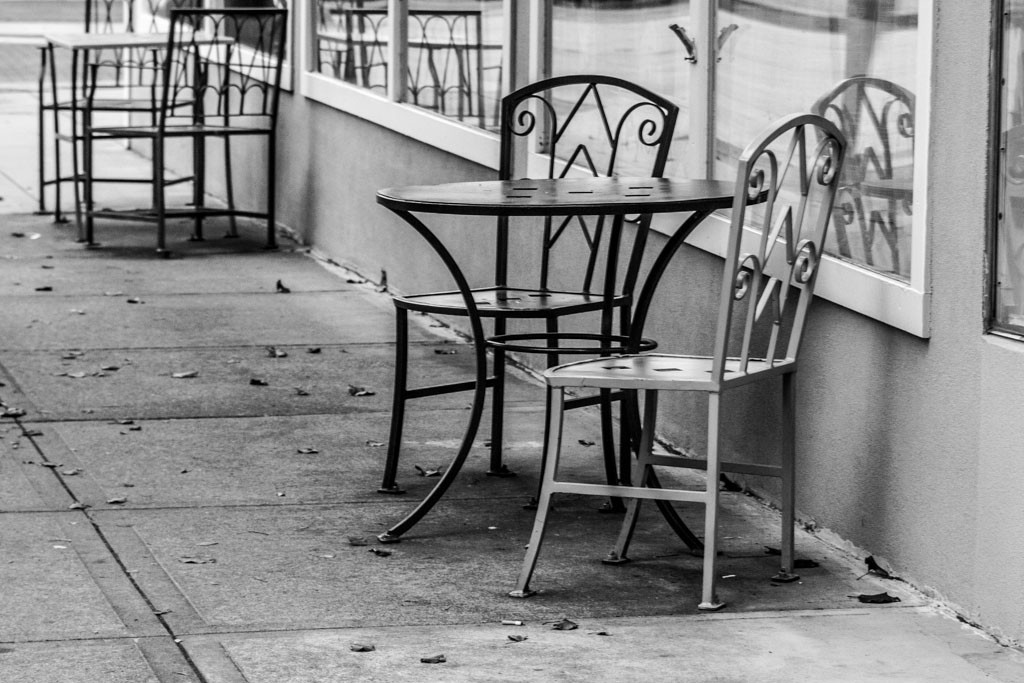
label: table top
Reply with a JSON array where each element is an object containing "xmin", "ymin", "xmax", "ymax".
[
  {"xmin": 376, "ymin": 177, "xmax": 737, "ymax": 217},
  {"xmin": 44, "ymin": 31, "xmax": 171, "ymax": 50}
]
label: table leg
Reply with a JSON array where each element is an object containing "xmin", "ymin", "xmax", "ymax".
[
  {"xmin": 624, "ymin": 209, "xmax": 717, "ymax": 553},
  {"xmin": 378, "ymin": 209, "xmax": 488, "ymax": 543}
]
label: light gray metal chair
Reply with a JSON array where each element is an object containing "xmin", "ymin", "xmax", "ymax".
[{"xmin": 510, "ymin": 113, "xmax": 846, "ymax": 611}]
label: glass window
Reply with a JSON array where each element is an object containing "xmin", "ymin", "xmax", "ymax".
[
  {"xmin": 995, "ymin": 0, "xmax": 1024, "ymax": 336},
  {"xmin": 715, "ymin": 0, "xmax": 917, "ymax": 281},
  {"xmin": 314, "ymin": 0, "xmax": 504, "ymax": 129}
]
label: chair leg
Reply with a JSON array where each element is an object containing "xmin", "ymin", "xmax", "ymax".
[
  {"xmin": 154, "ymin": 137, "xmax": 167, "ymax": 256},
  {"xmin": 190, "ymin": 134, "xmax": 205, "ymax": 241},
  {"xmin": 597, "ymin": 388, "xmax": 625, "ymax": 513},
  {"xmin": 773, "ymin": 372, "xmax": 799, "ymax": 583},
  {"xmin": 699, "ymin": 393, "xmax": 725, "ymax": 611},
  {"xmin": 81, "ymin": 117, "xmax": 92, "ymax": 245},
  {"xmin": 264, "ymin": 133, "xmax": 277, "ymax": 249},
  {"xmin": 487, "ymin": 339, "xmax": 508, "ymax": 476},
  {"xmin": 223, "ymin": 135, "xmax": 239, "ymax": 239},
  {"xmin": 380, "ymin": 307, "xmax": 410, "ymax": 494},
  {"xmin": 509, "ymin": 386, "xmax": 565, "ymax": 598},
  {"xmin": 604, "ymin": 389, "xmax": 659, "ymax": 564}
]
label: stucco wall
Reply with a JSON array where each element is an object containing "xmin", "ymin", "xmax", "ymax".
[{"xmin": 217, "ymin": 0, "xmax": 1024, "ymax": 645}]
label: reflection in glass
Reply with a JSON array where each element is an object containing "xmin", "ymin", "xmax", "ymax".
[
  {"xmin": 996, "ymin": 0, "xmax": 1024, "ymax": 333},
  {"xmin": 716, "ymin": 0, "xmax": 917, "ymax": 280},
  {"xmin": 550, "ymin": 0, "xmax": 691, "ymax": 176},
  {"xmin": 314, "ymin": 0, "xmax": 504, "ymax": 130}
]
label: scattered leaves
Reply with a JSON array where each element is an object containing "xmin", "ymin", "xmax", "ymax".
[
  {"xmin": 861, "ymin": 556, "xmax": 895, "ymax": 580},
  {"xmin": 414, "ymin": 465, "xmax": 442, "ymax": 477},
  {"xmin": 275, "ymin": 279, "xmax": 290, "ymax": 293},
  {"xmin": 856, "ymin": 592, "xmax": 901, "ymax": 604},
  {"xmin": 550, "ymin": 618, "xmax": 578, "ymax": 631},
  {"xmin": 350, "ymin": 644, "xmax": 375, "ymax": 652},
  {"xmin": 266, "ymin": 346, "xmax": 288, "ymax": 358},
  {"xmin": 507, "ymin": 635, "xmax": 527, "ymax": 643},
  {"xmin": 348, "ymin": 384, "xmax": 375, "ymax": 397},
  {"xmin": 419, "ymin": 654, "xmax": 445, "ymax": 664},
  {"xmin": 249, "ymin": 378, "xmax": 269, "ymax": 386},
  {"xmin": 172, "ymin": 371, "xmax": 199, "ymax": 379}
]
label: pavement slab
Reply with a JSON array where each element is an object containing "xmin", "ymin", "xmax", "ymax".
[
  {"xmin": 0, "ymin": 639, "xmax": 168, "ymax": 683},
  {"xmin": 0, "ymin": 342, "xmax": 537, "ymax": 421},
  {"xmin": 22, "ymin": 408, "xmax": 568, "ymax": 508},
  {"xmin": 203, "ymin": 610, "xmax": 1024, "ymax": 683},
  {"xmin": 87, "ymin": 493, "xmax": 905, "ymax": 635}
]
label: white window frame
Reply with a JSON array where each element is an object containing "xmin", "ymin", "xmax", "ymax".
[{"xmin": 296, "ymin": 0, "xmax": 933, "ymax": 338}]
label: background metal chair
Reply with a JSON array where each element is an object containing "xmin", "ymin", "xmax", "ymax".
[
  {"xmin": 82, "ymin": 7, "xmax": 289, "ymax": 255},
  {"xmin": 380, "ymin": 75, "xmax": 678, "ymax": 512},
  {"xmin": 509, "ymin": 113, "xmax": 846, "ymax": 611},
  {"xmin": 812, "ymin": 75, "xmax": 914, "ymax": 277}
]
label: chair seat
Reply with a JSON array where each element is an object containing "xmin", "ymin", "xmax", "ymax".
[
  {"xmin": 394, "ymin": 286, "xmax": 623, "ymax": 318},
  {"xmin": 544, "ymin": 353, "xmax": 794, "ymax": 391},
  {"xmin": 90, "ymin": 122, "xmax": 272, "ymax": 137}
]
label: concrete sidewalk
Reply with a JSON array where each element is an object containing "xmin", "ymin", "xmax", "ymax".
[{"xmin": 1, "ymin": 79, "xmax": 1023, "ymax": 682}]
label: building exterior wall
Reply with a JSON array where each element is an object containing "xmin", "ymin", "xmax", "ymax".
[{"xmin": 220, "ymin": 0, "xmax": 1024, "ymax": 645}]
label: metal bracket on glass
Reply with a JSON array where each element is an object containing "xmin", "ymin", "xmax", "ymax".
[
  {"xmin": 669, "ymin": 23, "xmax": 697, "ymax": 64},
  {"xmin": 717, "ymin": 24, "xmax": 739, "ymax": 62}
]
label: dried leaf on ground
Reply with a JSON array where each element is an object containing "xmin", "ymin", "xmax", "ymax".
[
  {"xmin": 61, "ymin": 468, "xmax": 83, "ymax": 476},
  {"xmin": 23, "ymin": 429, "xmax": 43, "ymax": 437},
  {"xmin": 100, "ymin": 365, "xmax": 120, "ymax": 372},
  {"xmin": 1, "ymin": 408, "xmax": 26, "ymax": 418},
  {"xmin": 856, "ymin": 592, "xmax": 901, "ymax": 604},
  {"xmin": 172, "ymin": 371, "xmax": 199, "ymax": 379},
  {"xmin": 34, "ymin": 286, "xmax": 53, "ymax": 292},
  {"xmin": 347, "ymin": 536, "xmax": 369, "ymax": 546},
  {"xmin": 294, "ymin": 388, "xmax": 310, "ymax": 396},
  {"xmin": 275, "ymin": 279, "xmax": 290, "ymax": 293},
  {"xmin": 61, "ymin": 350, "xmax": 84, "ymax": 360},
  {"xmin": 297, "ymin": 447, "xmax": 319, "ymax": 454},
  {"xmin": 65, "ymin": 371, "xmax": 87, "ymax": 379},
  {"xmin": 414, "ymin": 465, "xmax": 442, "ymax": 477},
  {"xmin": 550, "ymin": 618, "xmax": 578, "ymax": 631},
  {"xmin": 179, "ymin": 556, "xmax": 217, "ymax": 565},
  {"xmin": 507, "ymin": 635, "xmax": 527, "ymax": 643},
  {"xmin": 578, "ymin": 439, "xmax": 596, "ymax": 447},
  {"xmin": 68, "ymin": 502, "xmax": 90, "ymax": 510},
  {"xmin": 862, "ymin": 556, "xmax": 895, "ymax": 579},
  {"xmin": 420, "ymin": 654, "xmax": 446, "ymax": 664},
  {"xmin": 350, "ymin": 644, "xmax": 375, "ymax": 652},
  {"xmin": 368, "ymin": 548, "xmax": 392, "ymax": 557},
  {"xmin": 126, "ymin": 297, "xmax": 144, "ymax": 304},
  {"xmin": 266, "ymin": 346, "xmax": 288, "ymax": 358},
  {"xmin": 106, "ymin": 497, "xmax": 127, "ymax": 505},
  {"xmin": 348, "ymin": 385, "xmax": 375, "ymax": 397},
  {"xmin": 434, "ymin": 348, "xmax": 457, "ymax": 355},
  {"xmin": 250, "ymin": 378, "xmax": 269, "ymax": 386},
  {"xmin": 366, "ymin": 440, "xmax": 385, "ymax": 448},
  {"xmin": 306, "ymin": 347, "xmax": 321, "ymax": 354}
]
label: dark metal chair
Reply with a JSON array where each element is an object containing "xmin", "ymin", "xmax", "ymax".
[
  {"xmin": 81, "ymin": 7, "xmax": 289, "ymax": 255},
  {"xmin": 380, "ymin": 75, "xmax": 679, "ymax": 509},
  {"xmin": 509, "ymin": 113, "xmax": 846, "ymax": 611},
  {"xmin": 812, "ymin": 75, "xmax": 914, "ymax": 277}
]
